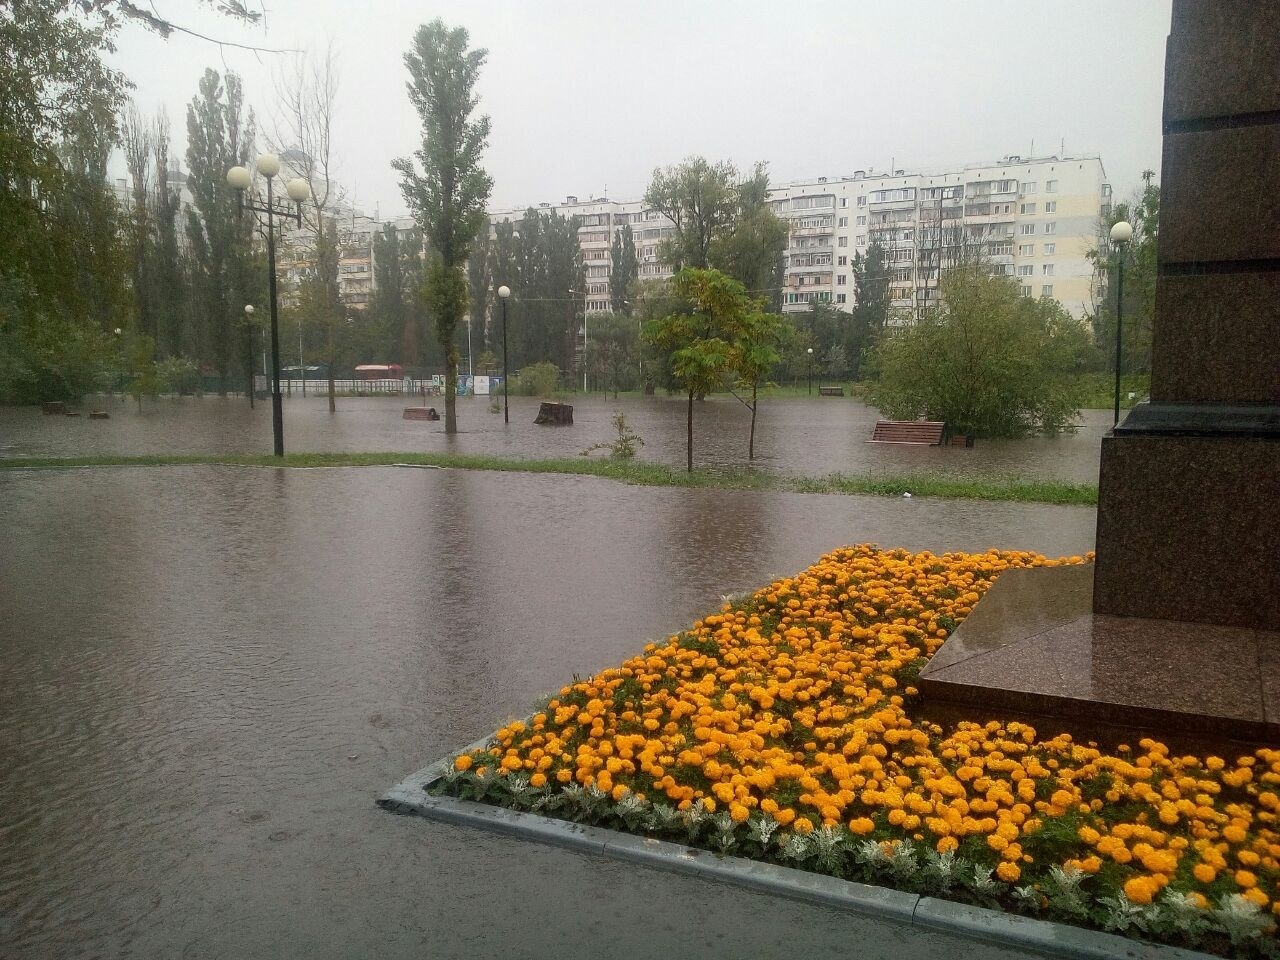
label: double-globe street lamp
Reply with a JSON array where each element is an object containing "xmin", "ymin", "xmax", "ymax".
[
  {"xmin": 226, "ymin": 154, "xmax": 310, "ymax": 457},
  {"xmin": 497, "ymin": 284, "xmax": 511, "ymax": 424},
  {"xmin": 1109, "ymin": 219, "xmax": 1133, "ymax": 427}
]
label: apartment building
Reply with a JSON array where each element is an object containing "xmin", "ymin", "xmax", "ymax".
[{"xmin": 768, "ymin": 155, "xmax": 1111, "ymax": 320}]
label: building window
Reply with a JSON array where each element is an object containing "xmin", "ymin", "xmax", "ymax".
[
  {"xmin": 837, "ymin": 255, "xmax": 847, "ymax": 266},
  {"xmin": 1044, "ymin": 222, "xmax": 1056, "ymax": 234},
  {"xmin": 1045, "ymin": 201, "xmax": 1057, "ymax": 213},
  {"xmin": 856, "ymin": 196, "xmax": 865, "ymax": 207},
  {"xmin": 1042, "ymin": 264, "xmax": 1054, "ymax": 276},
  {"xmin": 1019, "ymin": 202, "xmax": 1036, "ymax": 215},
  {"xmin": 1019, "ymin": 224, "xmax": 1035, "ymax": 235},
  {"xmin": 838, "ymin": 217, "xmax": 848, "ymax": 227},
  {"xmin": 836, "ymin": 293, "xmax": 847, "ymax": 304},
  {"xmin": 1021, "ymin": 285, "xmax": 1033, "ymax": 297},
  {"xmin": 837, "ymin": 274, "xmax": 847, "ymax": 285},
  {"xmin": 1020, "ymin": 181, "xmax": 1037, "ymax": 194},
  {"xmin": 1018, "ymin": 264, "xmax": 1034, "ymax": 276},
  {"xmin": 1046, "ymin": 180, "xmax": 1058, "ymax": 193},
  {"xmin": 855, "ymin": 215, "xmax": 866, "ymax": 226},
  {"xmin": 838, "ymin": 236, "xmax": 848, "ymax": 247},
  {"xmin": 1043, "ymin": 243, "xmax": 1055, "ymax": 255},
  {"xmin": 870, "ymin": 187, "xmax": 916, "ymax": 203},
  {"xmin": 1018, "ymin": 244, "xmax": 1034, "ymax": 256},
  {"xmin": 858, "ymin": 235, "xmax": 868, "ymax": 247},
  {"xmin": 1042, "ymin": 284, "xmax": 1053, "ymax": 297},
  {"xmin": 840, "ymin": 197, "xmax": 848, "ymax": 208}
]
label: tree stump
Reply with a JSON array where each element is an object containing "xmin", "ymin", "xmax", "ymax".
[
  {"xmin": 534, "ymin": 401, "xmax": 573, "ymax": 425},
  {"xmin": 89, "ymin": 411, "xmax": 110, "ymax": 420},
  {"xmin": 42, "ymin": 401, "xmax": 66, "ymax": 415}
]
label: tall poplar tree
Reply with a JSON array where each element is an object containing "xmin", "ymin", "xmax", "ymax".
[
  {"xmin": 185, "ymin": 68, "xmax": 256, "ymax": 392},
  {"xmin": 393, "ymin": 19, "xmax": 493, "ymax": 434},
  {"xmin": 609, "ymin": 223, "xmax": 637, "ymax": 315}
]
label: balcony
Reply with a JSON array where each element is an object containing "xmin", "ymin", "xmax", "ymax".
[
  {"xmin": 790, "ymin": 225, "xmax": 834, "ymax": 237},
  {"xmin": 867, "ymin": 197, "xmax": 917, "ymax": 211},
  {"xmin": 788, "ymin": 243, "xmax": 833, "ymax": 255}
]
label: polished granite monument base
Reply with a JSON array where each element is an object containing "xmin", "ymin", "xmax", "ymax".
[{"xmin": 919, "ymin": 565, "xmax": 1280, "ymax": 747}]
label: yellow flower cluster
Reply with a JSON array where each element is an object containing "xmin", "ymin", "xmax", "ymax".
[{"xmin": 457, "ymin": 545, "xmax": 1279, "ymax": 914}]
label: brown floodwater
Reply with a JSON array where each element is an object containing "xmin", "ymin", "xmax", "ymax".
[
  {"xmin": 0, "ymin": 465, "xmax": 1096, "ymax": 959},
  {"xmin": 0, "ymin": 394, "xmax": 1109, "ymax": 482}
]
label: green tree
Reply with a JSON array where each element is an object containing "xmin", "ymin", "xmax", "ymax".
[
  {"xmin": 644, "ymin": 158, "xmax": 786, "ymax": 293},
  {"xmin": 147, "ymin": 111, "xmax": 191, "ymax": 359},
  {"xmin": 468, "ymin": 221, "xmax": 494, "ymax": 352},
  {"xmin": 852, "ymin": 239, "xmax": 891, "ymax": 339},
  {"xmin": 644, "ymin": 157, "xmax": 737, "ymax": 269},
  {"xmin": 489, "ymin": 209, "xmax": 583, "ymax": 372},
  {"xmin": 643, "ymin": 268, "xmax": 749, "ymax": 471},
  {"xmin": 731, "ymin": 305, "xmax": 792, "ymax": 460},
  {"xmin": 1087, "ymin": 175, "xmax": 1159, "ymax": 374},
  {"xmin": 609, "ymin": 223, "xmax": 637, "ymax": 315},
  {"xmin": 870, "ymin": 265, "xmax": 1092, "ymax": 438},
  {"xmin": 585, "ymin": 312, "xmax": 639, "ymax": 398},
  {"xmin": 0, "ymin": 1, "xmax": 130, "ymax": 402},
  {"xmin": 185, "ymin": 68, "xmax": 257, "ymax": 394},
  {"xmin": 393, "ymin": 19, "xmax": 494, "ymax": 434},
  {"xmin": 707, "ymin": 163, "xmax": 787, "ymax": 305}
]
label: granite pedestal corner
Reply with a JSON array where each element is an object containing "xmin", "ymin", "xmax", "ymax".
[{"xmin": 920, "ymin": 565, "xmax": 1280, "ymax": 748}]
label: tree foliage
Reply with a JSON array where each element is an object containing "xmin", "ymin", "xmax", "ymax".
[
  {"xmin": 609, "ymin": 224, "xmax": 637, "ymax": 315},
  {"xmin": 185, "ymin": 68, "xmax": 258, "ymax": 393},
  {"xmin": 852, "ymin": 239, "xmax": 891, "ymax": 339},
  {"xmin": 0, "ymin": 0, "xmax": 131, "ymax": 402},
  {"xmin": 644, "ymin": 158, "xmax": 786, "ymax": 293},
  {"xmin": 488, "ymin": 210, "xmax": 585, "ymax": 373},
  {"xmin": 394, "ymin": 19, "xmax": 493, "ymax": 433},
  {"xmin": 1087, "ymin": 177, "xmax": 1159, "ymax": 374},
  {"xmin": 870, "ymin": 266, "xmax": 1093, "ymax": 438},
  {"xmin": 644, "ymin": 268, "xmax": 784, "ymax": 470}
]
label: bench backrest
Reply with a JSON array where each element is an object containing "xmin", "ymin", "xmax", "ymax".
[{"xmin": 868, "ymin": 420, "xmax": 945, "ymax": 445}]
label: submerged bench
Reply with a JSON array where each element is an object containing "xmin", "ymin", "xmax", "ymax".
[
  {"xmin": 868, "ymin": 420, "xmax": 945, "ymax": 445},
  {"xmin": 818, "ymin": 386, "xmax": 844, "ymax": 397}
]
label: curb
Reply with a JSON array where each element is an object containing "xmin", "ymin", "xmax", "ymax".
[{"xmin": 378, "ymin": 745, "xmax": 1216, "ymax": 960}]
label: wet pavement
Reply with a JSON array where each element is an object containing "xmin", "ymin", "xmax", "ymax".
[
  {"xmin": 0, "ymin": 465, "xmax": 1096, "ymax": 959},
  {"xmin": 0, "ymin": 393, "xmax": 1110, "ymax": 482}
]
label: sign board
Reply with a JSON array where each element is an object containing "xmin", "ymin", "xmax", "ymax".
[{"xmin": 473, "ymin": 375, "xmax": 490, "ymax": 396}]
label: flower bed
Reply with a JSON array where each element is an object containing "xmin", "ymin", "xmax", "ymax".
[{"xmin": 434, "ymin": 546, "xmax": 1279, "ymax": 957}]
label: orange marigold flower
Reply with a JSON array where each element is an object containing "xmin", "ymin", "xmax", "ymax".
[{"xmin": 996, "ymin": 862, "xmax": 1021, "ymax": 883}]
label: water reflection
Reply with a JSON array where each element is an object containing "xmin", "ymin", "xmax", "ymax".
[{"xmin": 0, "ymin": 466, "xmax": 1096, "ymax": 959}]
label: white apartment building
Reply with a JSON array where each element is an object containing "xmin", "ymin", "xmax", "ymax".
[{"xmin": 768, "ymin": 155, "xmax": 1111, "ymax": 320}]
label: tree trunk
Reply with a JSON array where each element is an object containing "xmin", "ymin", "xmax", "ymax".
[
  {"xmin": 327, "ymin": 323, "xmax": 336, "ymax": 413},
  {"xmin": 444, "ymin": 347, "xmax": 458, "ymax": 434},
  {"xmin": 749, "ymin": 382, "xmax": 758, "ymax": 461},
  {"xmin": 686, "ymin": 389, "xmax": 694, "ymax": 472}
]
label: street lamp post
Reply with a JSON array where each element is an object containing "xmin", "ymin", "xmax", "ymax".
[
  {"xmin": 243, "ymin": 304, "xmax": 256, "ymax": 409},
  {"xmin": 806, "ymin": 346, "xmax": 815, "ymax": 396},
  {"xmin": 497, "ymin": 285, "xmax": 511, "ymax": 424},
  {"xmin": 1109, "ymin": 220, "xmax": 1133, "ymax": 427},
  {"xmin": 226, "ymin": 155, "xmax": 310, "ymax": 457}
]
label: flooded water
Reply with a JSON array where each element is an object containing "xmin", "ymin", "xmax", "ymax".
[
  {"xmin": 0, "ymin": 393, "xmax": 1109, "ymax": 482},
  {"xmin": 0, "ymin": 466, "xmax": 1096, "ymax": 959}
]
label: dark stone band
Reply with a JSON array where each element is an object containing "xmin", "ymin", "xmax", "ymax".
[{"xmin": 1115, "ymin": 402, "xmax": 1280, "ymax": 438}]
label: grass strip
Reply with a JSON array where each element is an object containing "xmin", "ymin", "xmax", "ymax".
[{"xmin": 0, "ymin": 451, "xmax": 1098, "ymax": 506}]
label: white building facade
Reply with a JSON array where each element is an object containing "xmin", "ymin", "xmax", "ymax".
[{"xmin": 767, "ymin": 155, "xmax": 1111, "ymax": 319}]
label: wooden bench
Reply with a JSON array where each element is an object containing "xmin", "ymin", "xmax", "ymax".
[
  {"xmin": 818, "ymin": 386, "xmax": 844, "ymax": 397},
  {"xmin": 868, "ymin": 420, "xmax": 945, "ymax": 445}
]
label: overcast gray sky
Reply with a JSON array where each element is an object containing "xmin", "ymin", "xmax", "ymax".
[{"xmin": 110, "ymin": 0, "xmax": 1172, "ymax": 216}]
